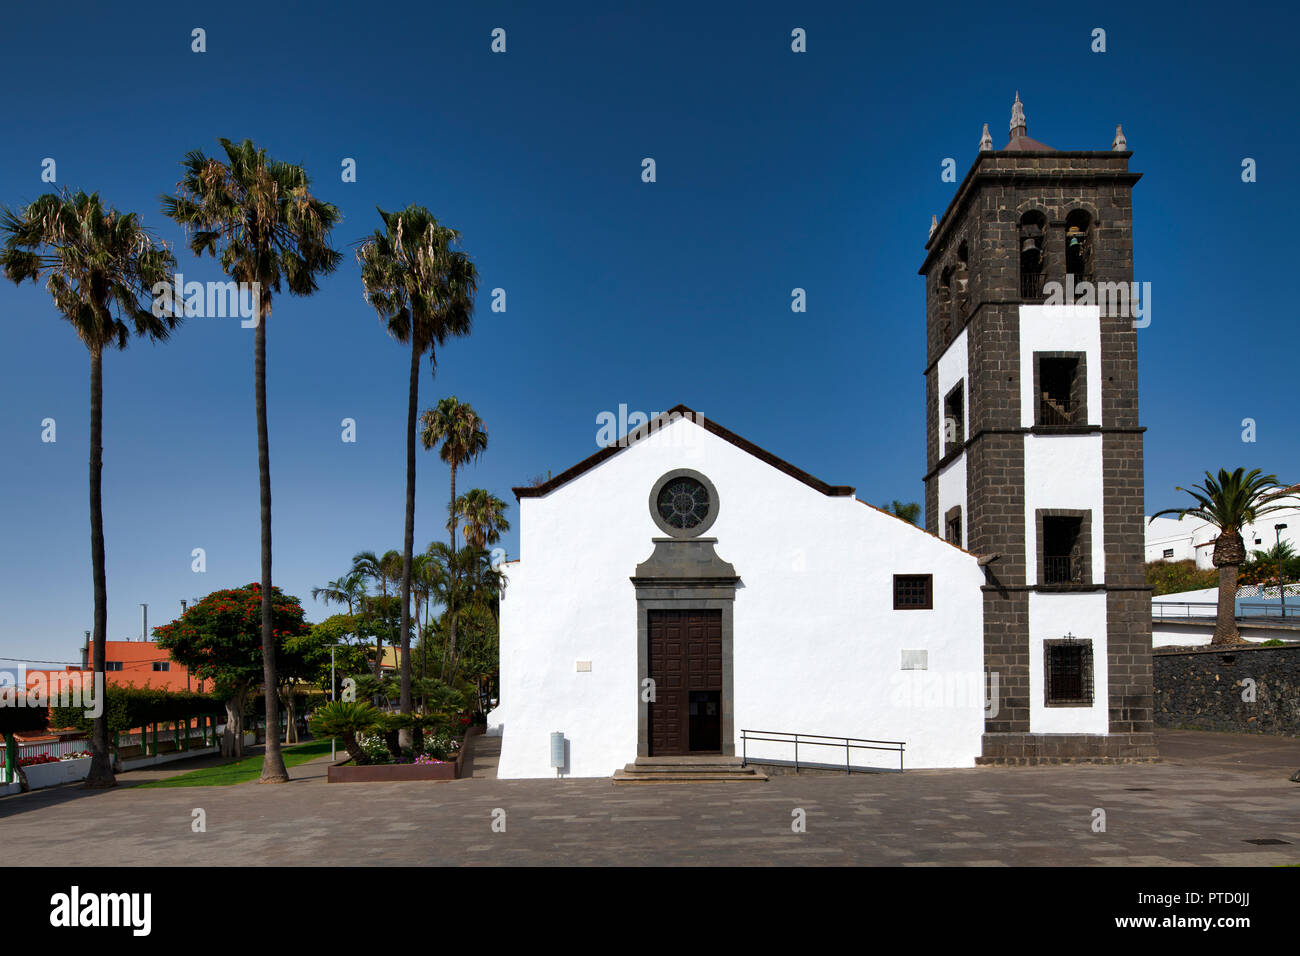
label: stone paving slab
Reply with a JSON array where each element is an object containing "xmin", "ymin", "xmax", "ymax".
[{"xmin": 2, "ymin": 731, "xmax": 1296, "ymax": 866}]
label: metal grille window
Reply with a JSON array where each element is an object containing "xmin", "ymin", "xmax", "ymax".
[
  {"xmin": 893, "ymin": 574, "xmax": 933, "ymax": 610},
  {"xmin": 655, "ymin": 476, "xmax": 710, "ymax": 530},
  {"xmin": 1044, "ymin": 638, "xmax": 1094, "ymax": 706}
]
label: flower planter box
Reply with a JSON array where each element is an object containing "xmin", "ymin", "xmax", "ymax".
[
  {"xmin": 327, "ymin": 724, "xmax": 485, "ymax": 783},
  {"xmin": 243, "ymin": 733, "xmax": 257, "ymax": 747},
  {"xmin": 23, "ymin": 756, "xmax": 92, "ymax": 789}
]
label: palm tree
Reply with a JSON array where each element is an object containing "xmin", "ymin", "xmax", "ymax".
[
  {"xmin": 351, "ymin": 550, "xmax": 402, "ymax": 679},
  {"xmin": 426, "ymin": 542, "xmax": 506, "ymax": 680},
  {"xmin": 1151, "ymin": 469, "xmax": 1292, "ymax": 645},
  {"xmin": 410, "ymin": 552, "xmax": 439, "ymax": 653},
  {"xmin": 1249, "ymin": 540, "xmax": 1296, "ymax": 585},
  {"xmin": 307, "ymin": 700, "xmax": 380, "ymax": 764},
  {"xmin": 162, "ymin": 138, "xmax": 341, "ymax": 783},
  {"xmin": 357, "ymin": 207, "xmax": 477, "ymax": 744},
  {"xmin": 312, "ymin": 572, "xmax": 367, "ymax": 617},
  {"xmin": 884, "ymin": 500, "xmax": 921, "ymax": 525},
  {"xmin": 1, "ymin": 190, "xmax": 179, "ymax": 788},
  {"xmin": 456, "ymin": 489, "xmax": 511, "ymax": 549},
  {"xmin": 421, "ymin": 398, "xmax": 488, "ymax": 685}
]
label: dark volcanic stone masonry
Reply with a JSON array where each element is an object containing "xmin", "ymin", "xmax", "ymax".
[
  {"xmin": 1154, "ymin": 644, "xmax": 1300, "ymax": 736},
  {"xmin": 920, "ymin": 133, "xmax": 1152, "ymax": 762}
]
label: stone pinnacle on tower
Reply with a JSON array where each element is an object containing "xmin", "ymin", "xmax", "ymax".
[
  {"xmin": 1009, "ymin": 92, "xmax": 1027, "ymax": 141},
  {"xmin": 979, "ymin": 123, "xmax": 993, "ymax": 152},
  {"xmin": 1112, "ymin": 124, "xmax": 1127, "ymax": 150},
  {"xmin": 929, "ymin": 214, "xmax": 938, "ymax": 238}
]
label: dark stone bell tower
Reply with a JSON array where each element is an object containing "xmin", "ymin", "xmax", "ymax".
[{"xmin": 919, "ymin": 95, "xmax": 1157, "ymax": 763}]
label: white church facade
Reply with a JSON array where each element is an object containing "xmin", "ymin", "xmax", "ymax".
[
  {"xmin": 488, "ymin": 99, "xmax": 1158, "ymax": 777},
  {"xmin": 490, "ymin": 409, "xmax": 988, "ymax": 777}
]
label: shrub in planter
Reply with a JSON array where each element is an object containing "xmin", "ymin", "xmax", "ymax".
[
  {"xmin": 307, "ymin": 701, "xmax": 380, "ymax": 764},
  {"xmin": 356, "ymin": 732, "xmax": 391, "ymax": 765}
]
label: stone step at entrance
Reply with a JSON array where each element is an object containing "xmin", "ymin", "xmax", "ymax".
[{"xmin": 612, "ymin": 754, "xmax": 768, "ymax": 784}]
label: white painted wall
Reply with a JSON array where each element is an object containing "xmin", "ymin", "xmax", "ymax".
[
  {"xmin": 1023, "ymin": 433, "xmax": 1105, "ymax": 586},
  {"xmin": 936, "ymin": 328, "xmax": 968, "ymax": 450},
  {"xmin": 936, "ymin": 456, "xmax": 967, "ymax": 550},
  {"xmin": 1152, "ymin": 586, "xmax": 1218, "ymax": 613},
  {"xmin": 1027, "ymin": 591, "xmax": 1109, "ymax": 733},
  {"xmin": 1014, "ymin": 304, "xmax": 1111, "ymax": 734},
  {"xmin": 1017, "ymin": 303, "xmax": 1105, "ymax": 586},
  {"xmin": 490, "ymin": 416, "xmax": 987, "ymax": 777},
  {"xmin": 1144, "ymin": 516, "xmax": 1201, "ymax": 563},
  {"xmin": 1017, "ymin": 304, "xmax": 1102, "ymax": 430},
  {"xmin": 1152, "ymin": 622, "xmax": 1292, "ymax": 647},
  {"xmin": 934, "ymin": 328, "xmax": 968, "ymax": 548}
]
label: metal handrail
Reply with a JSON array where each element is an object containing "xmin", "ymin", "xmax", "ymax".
[
  {"xmin": 1043, "ymin": 555, "xmax": 1080, "ymax": 583},
  {"xmin": 740, "ymin": 729, "xmax": 905, "ymax": 774},
  {"xmin": 1151, "ymin": 600, "xmax": 1294, "ymax": 620}
]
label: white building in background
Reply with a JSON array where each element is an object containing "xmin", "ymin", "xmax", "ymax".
[{"xmin": 1144, "ymin": 487, "xmax": 1300, "ymax": 569}]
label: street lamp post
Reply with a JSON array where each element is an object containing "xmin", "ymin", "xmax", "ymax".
[{"xmin": 1275, "ymin": 524, "xmax": 1288, "ymax": 618}]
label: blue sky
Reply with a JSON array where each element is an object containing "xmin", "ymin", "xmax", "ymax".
[{"xmin": 2, "ymin": 1, "xmax": 1296, "ymax": 659}]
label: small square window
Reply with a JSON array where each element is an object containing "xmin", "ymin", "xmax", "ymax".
[
  {"xmin": 1162, "ymin": 548, "xmax": 1174, "ymax": 559},
  {"xmin": 105, "ymin": 661, "xmax": 123, "ymax": 672},
  {"xmin": 1044, "ymin": 639, "xmax": 1094, "ymax": 706},
  {"xmin": 152, "ymin": 662, "xmax": 170, "ymax": 672},
  {"xmin": 893, "ymin": 574, "xmax": 933, "ymax": 610}
]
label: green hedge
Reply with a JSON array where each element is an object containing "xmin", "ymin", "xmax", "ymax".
[{"xmin": 49, "ymin": 686, "xmax": 225, "ymax": 736}]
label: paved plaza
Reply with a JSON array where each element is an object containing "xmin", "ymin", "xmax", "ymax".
[{"xmin": 3, "ymin": 731, "xmax": 1298, "ymax": 866}]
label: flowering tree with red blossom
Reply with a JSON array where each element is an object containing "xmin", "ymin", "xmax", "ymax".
[{"xmin": 154, "ymin": 584, "xmax": 310, "ymax": 759}]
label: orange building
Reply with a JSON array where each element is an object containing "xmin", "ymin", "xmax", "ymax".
[
  {"xmin": 17, "ymin": 641, "xmax": 212, "ymax": 743},
  {"xmin": 89, "ymin": 640, "xmax": 208, "ymax": 693}
]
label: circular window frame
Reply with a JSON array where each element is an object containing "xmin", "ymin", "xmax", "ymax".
[{"xmin": 649, "ymin": 469, "xmax": 720, "ymax": 538}]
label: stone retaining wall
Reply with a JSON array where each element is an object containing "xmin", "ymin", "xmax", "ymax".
[{"xmin": 1153, "ymin": 644, "xmax": 1300, "ymax": 736}]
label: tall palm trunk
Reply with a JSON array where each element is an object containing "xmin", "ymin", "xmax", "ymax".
[
  {"xmin": 373, "ymin": 580, "xmax": 385, "ymax": 680},
  {"xmin": 84, "ymin": 346, "xmax": 114, "ymax": 788},
  {"xmin": 1213, "ymin": 563, "xmax": 1242, "ymax": 645},
  {"xmin": 256, "ymin": 297, "xmax": 288, "ymax": 783},
  {"xmin": 397, "ymin": 340, "xmax": 419, "ymax": 749},
  {"xmin": 1211, "ymin": 531, "xmax": 1246, "ymax": 646},
  {"xmin": 445, "ymin": 465, "xmax": 458, "ymax": 681}
]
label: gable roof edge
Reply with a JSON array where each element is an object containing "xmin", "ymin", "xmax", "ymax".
[{"xmin": 512, "ymin": 404, "xmax": 855, "ymax": 500}]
